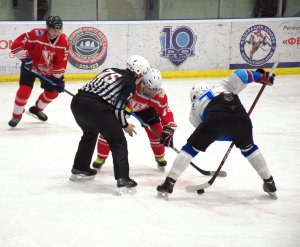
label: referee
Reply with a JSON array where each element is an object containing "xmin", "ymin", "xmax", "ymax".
[{"xmin": 69, "ymin": 55, "xmax": 150, "ymax": 192}]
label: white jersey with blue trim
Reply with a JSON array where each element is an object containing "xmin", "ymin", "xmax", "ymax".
[
  {"xmin": 189, "ymin": 69, "xmax": 258, "ymax": 128},
  {"xmin": 220, "ymin": 69, "xmax": 255, "ymax": 94},
  {"xmin": 189, "ymin": 85, "xmax": 225, "ymax": 128}
]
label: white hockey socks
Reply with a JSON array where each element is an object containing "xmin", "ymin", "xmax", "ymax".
[
  {"xmin": 244, "ymin": 148, "xmax": 271, "ymax": 180},
  {"xmin": 168, "ymin": 150, "xmax": 193, "ymax": 180}
]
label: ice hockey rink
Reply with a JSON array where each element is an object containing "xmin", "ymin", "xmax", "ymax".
[{"xmin": 0, "ymin": 75, "xmax": 299, "ymax": 247}]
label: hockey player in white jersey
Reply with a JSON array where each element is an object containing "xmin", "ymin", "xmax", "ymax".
[{"xmin": 157, "ymin": 68, "xmax": 277, "ymax": 199}]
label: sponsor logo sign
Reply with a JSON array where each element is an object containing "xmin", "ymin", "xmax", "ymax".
[
  {"xmin": 68, "ymin": 27, "xmax": 108, "ymax": 70},
  {"xmin": 160, "ymin": 26, "xmax": 197, "ymax": 67},
  {"xmin": 240, "ymin": 24, "xmax": 276, "ymax": 66},
  {"xmin": 282, "ymin": 37, "xmax": 300, "ymax": 45}
]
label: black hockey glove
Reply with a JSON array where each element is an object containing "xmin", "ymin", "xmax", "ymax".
[
  {"xmin": 256, "ymin": 68, "xmax": 275, "ymax": 86},
  {"xmin": 160, "ymin": 126, "xmax": 175, "ymax": 147},
  {"xmin": 51, "ymin": 76, "xmax": 65, "ymax": 93},
  {"xmin": 21, "ymin": 58, "xmax": 33, "ymax": 72}
]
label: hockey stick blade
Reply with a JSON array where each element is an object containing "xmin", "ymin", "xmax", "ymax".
[
  {"xmin": 173, "ymin": 147, "xmax": 227, "ymax": 177},
  {"xmin": 125, "ymin": 107, "xmax": 225, "ymax": 177},
  {"xmin": 186, "ymin": 182, "xmax": 211, "ymax": 192},
  {"xmin": 186, "ymin": 60, "xmax": 279, "ymax": 192},
  {"xmin": 210, "ymin": 170, "xmax": 227, "ymax": 177},
  {"xmin": 191, "ymin": 165, "xmax": 227, "ymax": 177}
]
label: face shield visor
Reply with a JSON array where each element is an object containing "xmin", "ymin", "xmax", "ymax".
[{"xmin": 140, "ymin": 81, "xmax": 160, "ymax": 98}]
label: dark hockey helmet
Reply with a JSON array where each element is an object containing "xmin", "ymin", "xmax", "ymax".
[{"xmin": 46, "ymin": 16, "xmax": 63, "ymax": 29}]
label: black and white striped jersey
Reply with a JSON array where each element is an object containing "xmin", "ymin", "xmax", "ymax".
[{"xmin": 80, "ymin": 68, "xmax": 136, "ymax": 128}]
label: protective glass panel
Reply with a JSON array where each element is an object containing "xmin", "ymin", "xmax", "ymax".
[
  {"xmin": 0, "ymin": 0, "xmax": 34, "ymax": 20},
  {"xmin": 159, "ymin": 0, "xmax": 219, "ymax": 19},
  {"xmin": 98, "ymin": 0, "xmax": 146, "ymax": 20}
]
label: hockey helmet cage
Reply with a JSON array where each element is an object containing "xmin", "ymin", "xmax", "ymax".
[
  {"xmin": 126, "ymin": 55, "xmax": 150, "ymax": 77},
  {"xmin": 190, "ymin": 82, "xmax": 210, "ymax": 102},
  {"xmin": 46, "ymin": 16, "xmax": 63, "ymax": 29},
  {"xmin": 141, "ymin": 69, "xmax": 162, "ymax": 97}
]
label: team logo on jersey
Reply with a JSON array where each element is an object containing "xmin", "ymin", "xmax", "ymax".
[
  {"xmin": 240, "ymin": 24, "xmax": 276, "ymax": 66},
  {"xmin": 42, "ymin": 50, "xmax": 55, "ymax": 67},
  {"xmin": 160, "ymin": 26, "xmax": 197, "ymax": 67},
  {"xmin": 35, "ymin": 30, "xmax": 44, "ymax": 36},
  {"xmin": 68, "ymin": 27, "xmax": 108, "ymax": 70}
]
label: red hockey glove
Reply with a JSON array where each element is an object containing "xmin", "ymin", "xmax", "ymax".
[
  {"xmin": 256, "ymin": 68, "xmax": 275, "ymax": 86},
  {"xmin": 160, "ymin": 126, "xmax": 175, "ymax": 147}
]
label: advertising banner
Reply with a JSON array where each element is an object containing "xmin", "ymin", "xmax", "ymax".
[
  {"xmin": 0, "ymin": 18, "xmax": 299, "ymax": 76},
  {"xmin": 230, "ymin": 18, "xmax": 300, "ymax": 69}
]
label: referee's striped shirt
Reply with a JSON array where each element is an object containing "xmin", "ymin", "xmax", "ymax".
[{"xmin": 80, "ymin": 68, "xmax": 136, "ymax": 128}]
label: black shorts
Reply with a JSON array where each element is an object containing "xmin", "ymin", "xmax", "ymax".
[
  {"xmin": 188, "ymin": 112, "xmax": 253, "ymax": 151},
  {"xmin": 19, "ymin": 69, "xmax": 57, "ymax": 92},
  {"xmin": 187, "ymin": 93, "xmax": 254, "ymax": 151}
]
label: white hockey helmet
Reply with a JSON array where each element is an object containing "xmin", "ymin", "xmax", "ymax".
[
  {"xmin": 190, "ymin": 82, "xmax": 210, "ymax": 102},
  {"xmin": 126, "ymin": 55, "xmax": 150, "ymax": 77},
  {"xmin": 140, "ymin": 69, "xmax": 162, "ymax": 97}
]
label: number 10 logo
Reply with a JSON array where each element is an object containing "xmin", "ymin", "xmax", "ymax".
[{"xmin": 160, "ymin": 26, "xmax": 197, "ymax": 67}]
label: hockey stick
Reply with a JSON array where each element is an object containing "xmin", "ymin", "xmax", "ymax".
[
  {"xmin": 186, "ymin": 60, "xmax": 279, "ymax": 192},
  {"xmin": 125, "ymin": 107, "xmax": 227, "ymax": 177},
  {"xmin": 25, "ymin": 67, "xmax": 75, "ymax": 97}
]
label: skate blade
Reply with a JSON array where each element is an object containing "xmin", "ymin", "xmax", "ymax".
[
  {"xmin": 25, "ymin": 111, "xmax": 46, "ymax": 121},
  {"xmin": 69, "ymin": 174, "xmax": 96, "ymax": 181},
  {"xmin": 266, "ymin": 191, "xmax": 278, "ymax": 200},
  {"xmin": 25, "ymin": 111, "xmax": 40, "ymax": 120},
  {"xmin": 157, "ymin": 191, "xmax": 169, "ymax": 201},
  {"xmin": 118, "ymin": 187, "xmax": 137, "ymax": 195},
  {"xmin": 92, "ymin": 165, "xmax": 103, "ymax": 170},
  {"xmin": 217, "ymin": 171, "xmax": 227, "ymax": 177}
]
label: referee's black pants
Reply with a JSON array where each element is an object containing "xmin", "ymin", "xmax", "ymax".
[{"xmin": 70, "ymin": 92, "xmax": 130, "ymax": 180}]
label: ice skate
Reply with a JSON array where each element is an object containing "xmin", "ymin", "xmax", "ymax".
[
  {"xmin": 263, "ymin": 176, "xmax": 277, "ymax": 200},
  {"xmin": 117, "ymin": 178, "xmax": 137, "ymax": 195},
  {"xmin": 27, "ymin": 106, "xmax": 48, "ymax": 121},
  {"xmin": 156, "ymin": 156, "xmax": 167, "ymax": 171},
  {"xmin": 92, "ymin": 157, "xmax": 106, "ymax": 169},
  {"xmin": 8, "ymin": 117, "xmax": 22, "ymax": 127},
  {"xmin": 69, "ymin": 168, "xmax": 97, "ymax": 181},
  {"xmin": 157, "ymin": 177, "xmax": 176, "ymax": 200}
]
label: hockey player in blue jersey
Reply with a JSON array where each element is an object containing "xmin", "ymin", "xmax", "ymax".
[{"xmin": 157, "ymin": 68, "xmax": 277, "ymax": 199}]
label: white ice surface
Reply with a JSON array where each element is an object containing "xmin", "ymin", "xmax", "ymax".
[{"xmin": 0, "ymin": 76, "xmax": 300, "ymax": 247}]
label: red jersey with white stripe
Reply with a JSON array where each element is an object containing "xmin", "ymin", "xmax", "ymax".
[
  {"xmin": 11, "ymin": 28, "xmax": 69, "ymax": 78},
  {"xmin": 128, "ymin": 82, "xmax": 176, "ymax": 127}
]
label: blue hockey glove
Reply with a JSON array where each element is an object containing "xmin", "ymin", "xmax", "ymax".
[
  {"xmin": 256, "ymin": 68, "xmax": 275, "ymax": 86},
  {"xmin": 51, "ymin": 76, "xmax": 65, "ymax": 93},
  {"xmin": 21, "ymin": 58, "xmax": 33, "ymax": 72}
]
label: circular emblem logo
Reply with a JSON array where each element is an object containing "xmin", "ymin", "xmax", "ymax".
[
  {"xmin": 68, "ymin": 27, "xmax": 108, "ymax": 70},
  {"xmin": 240, "ymin": 24, "xmax": 276, "ymax": 66},
  {"xmin": 160, "ymin": 26, "xmax": 197, "ymax": 67}
]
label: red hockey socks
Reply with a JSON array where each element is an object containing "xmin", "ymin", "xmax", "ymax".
[
  {"xmin": 36, "ymin": 90, "xmax": 59, "ymax": 111},
  {"xmin": 12, "ymin": 85, "xmax": 32, "ymax": 118},
  {"xmin": 145, "ymin": 122, "xmax": 165, "ymax": 158},
  {"xmin": 97, "ymin": 135, "xmax": 111, "ymax": 159}
]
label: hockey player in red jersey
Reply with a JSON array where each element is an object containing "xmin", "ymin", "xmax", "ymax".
[
  {"xmin": 249, "ymin": 28, "xmax": 266, "ymax": 60},
  {"xmin": 8, "ymin": 16, "xmax": 69, "ymax": 127},
  {"xmin": 92, "ymin": 69, "xmax": 177, "ymax": 171}
]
